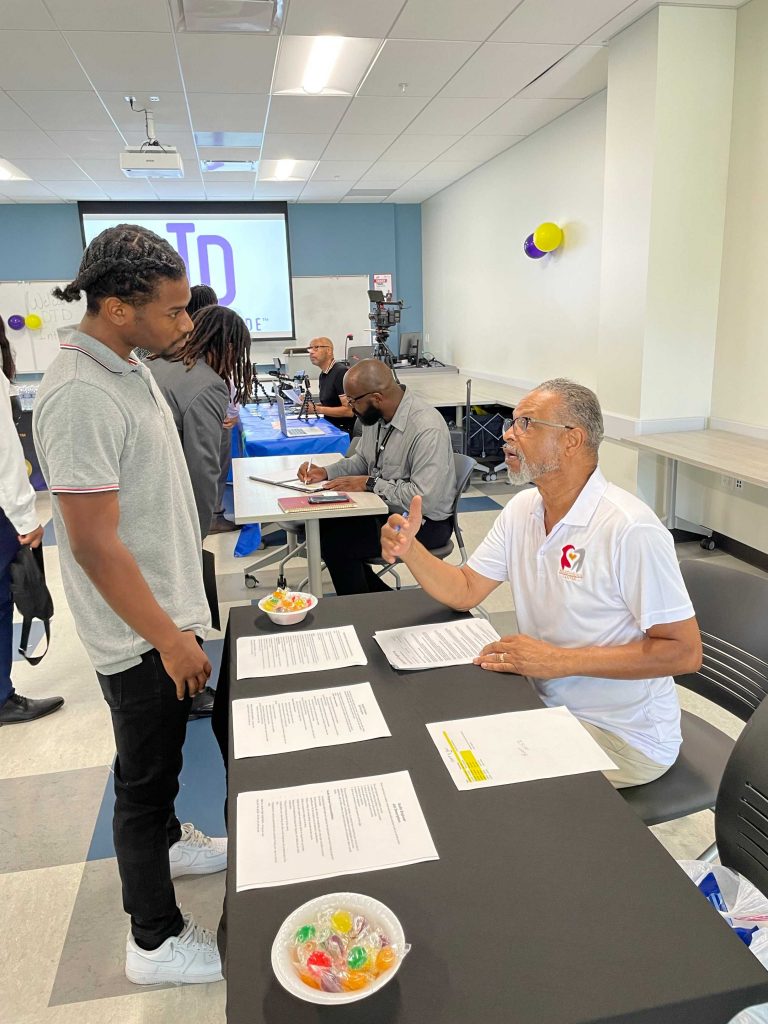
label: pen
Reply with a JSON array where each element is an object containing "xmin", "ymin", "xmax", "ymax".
[
  {"xmin": 394, "ymin": 511, "xmax": 409, "ymax": 534},
  {"xmin": 303, "ymin": 457, "xmax": 313, "ymax": 483}
]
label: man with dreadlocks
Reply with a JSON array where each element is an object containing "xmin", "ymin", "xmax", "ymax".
[
  {"xmin": 32, "ymin": 225, "xmax": 225, "ymax": 986},
  {"xmin": 149, "ymin": 304, "xmax": 252, "ymax": 538}
]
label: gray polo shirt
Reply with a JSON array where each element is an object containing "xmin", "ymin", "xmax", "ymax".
[
  {"xmin": 33, "ymin": 327, "xmax": 211, "ymax": 675},
  {"xmin": 148, "ymin": 357, "xmax": 229, "ymax": 539},
  {"xmin": 324, "ymin": 389, "xmax": 456, "ymax": 520}
]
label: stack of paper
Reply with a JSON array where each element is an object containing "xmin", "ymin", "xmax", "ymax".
[
  {"xmin": 236, "ymin": 624, "xmax": 367, "ymax": 679},
  {"xmin": 374, "ymin": 617, "xmax": 501, "ymax": 671}
]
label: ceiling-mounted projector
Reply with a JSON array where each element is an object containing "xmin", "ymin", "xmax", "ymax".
[{"xmin": 121, "ymin": 145, "xmax": 184, "ymax": 179}]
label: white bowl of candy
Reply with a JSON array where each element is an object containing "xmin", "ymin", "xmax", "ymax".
[
  {"xmin": 271, "ymin": 892, "xmax": 409, "ymax": 1004},
  {"xmin": 257, "ymin": 589, "xmax": 317, "ymax": 625}
]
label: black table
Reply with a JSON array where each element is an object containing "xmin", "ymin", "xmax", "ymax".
[{"xmin": 225, "ymin": 591, "xmax": 768, "ymax": 1024}]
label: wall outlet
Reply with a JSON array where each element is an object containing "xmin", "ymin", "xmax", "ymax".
[{"xmin": 735, "ymin": 478, "xmax": 744, "ymax": 490}]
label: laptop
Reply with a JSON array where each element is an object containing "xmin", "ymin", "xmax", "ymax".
[{"xmin": 275, "ymin": 393, "xmax": 324, "ymax": 437}]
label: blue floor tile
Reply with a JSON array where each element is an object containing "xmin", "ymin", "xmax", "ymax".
[
  {"xmin": 458, "ymin": 496, "xmax": 503, "ymax": 512},
  {"xmin": 42, "ymin": 519, "xmax": 56, "ymax": 546}
]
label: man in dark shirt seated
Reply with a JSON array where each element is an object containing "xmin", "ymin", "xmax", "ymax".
[{"xmin": 307, "ymin": 336, "xmax": 355, "ymax": 436}]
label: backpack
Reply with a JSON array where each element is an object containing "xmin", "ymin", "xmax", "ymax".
[{"xmin": 9, "ymin": 545, "xmax": 53, "ymax": 665}]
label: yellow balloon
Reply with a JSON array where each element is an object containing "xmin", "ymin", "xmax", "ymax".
[
  {"xmin": 533, "ymin": 222, "xmax": 564, "ymax": 253},
  {"xmin": 25, "ymin": 313, "xmax": 43, "ymax": 330}
]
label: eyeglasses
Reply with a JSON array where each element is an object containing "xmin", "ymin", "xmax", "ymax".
[
  {"xmin": 346, "ymin": 390, "xmax": 377, "ymax": 407},
  {"xmin": 307, "ymin": 345, "xmax": 330, "ymax": 351},
  {"xmin": 502, "ymin": 416, "xmax": 574, "ymax": 435}
]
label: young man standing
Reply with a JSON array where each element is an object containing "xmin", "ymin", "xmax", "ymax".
[{"xmin": 33, "ymin": 225, "xmax": 226, "ymax": 985}]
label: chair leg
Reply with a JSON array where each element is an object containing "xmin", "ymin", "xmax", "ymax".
[{"xmin": 699, "ymin": 840, "xmax": 719, "ymax": 863}]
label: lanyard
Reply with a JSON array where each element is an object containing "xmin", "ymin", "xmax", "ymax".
[{"xmin": 372, "ymin": 423, "xmax": 395, "ymax": 477}]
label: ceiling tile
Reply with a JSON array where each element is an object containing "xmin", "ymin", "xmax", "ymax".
[
  {"xmin": 0, "ymin": 180, "xmax": 59, "ymax": 198},
  {"xmin": 77, "ymin": 157, "xmax": 129, "ymax": 181},
  {"xmin": 340, "ymin": 196, "xmax": 386, "ymax": 203},
  {"xmin": 188, "ymin": 94, "xmax": 268, "ymax": 133},
  {"xmin": 492, "ymin": 0, "xmax": 633, "ymax": 44},
  {"xmin": 0, "ymin": 130, "xmax": 63, "ymax": 158},
  {"xmin": 0, "ymin": 32, "xmax": 91, "ymax": 91},
  {"xmin": 46, "ymin": 0, "xmax": 171, "ymax": 31},
  {"xmin": 388, "ymin": 183, "xmax": 441, "ymax": 202},
  {"xmin": 259, "ymin": 159, "xmax": 316, "ymax": 180},
  {"xmin": 358, "ymin": 161, "xmax": 427, "ymax": 185},
  {"xmin": 321, "ymin": 134, "xmax": 397, "ymax": 161},
  {"xmin": 438, "ymin": 133, "xmax": 524, "ymax": 161},
  {"xmin": 405, "ymin": 98, "xmax": 503, "ymax": 135},
  {"xmin": 99, "ymin": 179, "xmax": 161, "ymax": 199},
  {"xmin": 8, "ymin": 91, "xmax": 115, "ymax": 132},
  {"xmin": 150, "ymin": 180, "xmax": 207, "ymax": 199},
  {"xmin": 440, "ymin": 42, "xmax": 571, "ymax": 98},
  {"xmin": 381, "ymin": 134, "xmax": 460, "ymax": 161},
  {"xmin": 0, "ymin": 93, "xmax": 38, "ymax": 132},
  {"xmin": 411, "ymin": 161, "xmax": 479, "ymax": 182},
  {"xmin": 518, "ymin": 46, "xmax": 608, "ymax": 99},
  {"xmin": 390, "ymin": 0, "xmax": 522, "ymax": 41},
  {"xmin": 312, "ymin": 160, "xmax": 373, "ymax": 182},
  {"xmin": 1, "ymin": 0, "xmax": 57, "ymax": 30},
  {"xmin": 474, "ymin": 96, "xmax": 580, "ymax": 134},
  {"xmin": 64, "ymin": 32, "xmax": 183, "ymax": 92},
  {"xmin": 197, "ymin": 146, "xmax": 261, "ymax": 162},
  {"xmin": 267, "ymin": 96, "xmax": 350, "ymax": 135},
  {"xmin": 335, "ymin": 96, "xmax": 428, "ymax": 135},
  {"xmin": 101, "ymin": 93, "xmax": 191, "ymax": 133},
  {"xmin": 285, "ymin": 0, "xmax": 403, "ymax": 38},
  {"xmin": 252, "ymin": 181, "xmax": 304, "ymax": 199},
  {"xmin": 273, "ymin": 36, "xmax": 381, "ymax": 96},
  {"xmin": 203, "ymin": 181, "xmax": 256, "ymax": 198},
  {"xmin": 358, "ymin": 40, "xmax": 478, "ymax": 98},
  {"xmin": 39, "ymin": 179, "xmax": 109, "ymax": 199},
  {"xmin": 202, "ymin": 171, "xmax": 258, "ymax": 184},
  {"xmin": 299, "ymin": 181, "xmax": 350, "ymax": 201},
  {"xmin": 12, "ymin": 157, "xmax": 89, "ymax": 181},
  {"xmin": 260, "ymin": 134, "xmax": 331, "ymax": 160},
  {"xmin": 46, "ymin": 129, "xmax": 127, "ymax": 159},
  {"xmin": 583, "ymin": 1, "xmax": 656, "ymax": 43},
  {"xmin": 176, "ymin": 34, "xmax": 278, "ymax": 94}
]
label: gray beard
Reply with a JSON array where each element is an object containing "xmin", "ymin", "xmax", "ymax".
[{"xmin": 506, "ymin": 455, "xmax": 560, "ymax": 486}]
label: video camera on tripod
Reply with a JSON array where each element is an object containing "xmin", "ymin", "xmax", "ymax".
[{"xmin": 368, "ymin": 289, "xmax": 403, "ymax": 367}]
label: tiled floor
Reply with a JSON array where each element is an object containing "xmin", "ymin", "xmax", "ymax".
[{"xmin": 1, "ymin": 476, "xmax": 761, "ymax": 1024}]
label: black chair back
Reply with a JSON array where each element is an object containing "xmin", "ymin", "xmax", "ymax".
[
  {"xmin": 715, "ymin": 696, "xmax": 768, "ymax": 897},
  {"xmin": 678, "ymin": 560, "xmax": 768, "ymax": 722}
]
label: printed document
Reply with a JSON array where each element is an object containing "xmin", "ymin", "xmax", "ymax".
[
  {"xmin": 426, "ymin": 706, "xmax": 617, "ymax": 790},
  {"xmin": 232, "ymin": 682, "xmax": 390, "ymax": 759},
  {"xmin": 247, "ymin": 467, "xmax": 324, "ymax": 492},
  {"xmin": 374, "ymin": 617, "xmax": 501, "ymax": 671},
  {"xmin": 236, "ymin": 770, "xmax": 439, "ymax": 890},
  {"xmin": 237, "ymin": 625, "xmax": 367, "ymax": 679}
]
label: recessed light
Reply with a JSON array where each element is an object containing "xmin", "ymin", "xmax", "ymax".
[
  {"xmin": 303, "ymin": 36, "xmax": 343, "ymax": 95},
  {"xmin": 274, "ymin": 159, "xmax": 296, "ymax": 180}
]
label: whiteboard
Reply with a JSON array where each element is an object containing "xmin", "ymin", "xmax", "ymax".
[
  {"xmin": 291, "ymin": 275, "xmax": 371, "ymax": 353},
  {"xmin": 0, "ymin": 281, "xmax": 86, "ymax": 373}
]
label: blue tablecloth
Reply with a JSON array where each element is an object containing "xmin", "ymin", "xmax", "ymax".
[{"xmin": 233, "ymin": 405, "xmax": 350, "ymax": 556}]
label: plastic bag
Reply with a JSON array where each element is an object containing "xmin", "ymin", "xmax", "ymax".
[{"xmin": 677, "ymin": 861, "xmax": 768, "ymax": 1024}]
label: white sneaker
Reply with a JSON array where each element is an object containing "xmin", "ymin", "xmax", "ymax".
[
  {"xmin": 125, "ymin": 913, "xmax": 223, "ymax": 985},
  {"xmin": 169, "ymin": 822, "xmax": 227, "ymax": 879}
]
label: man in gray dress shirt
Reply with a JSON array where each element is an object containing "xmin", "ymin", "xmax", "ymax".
[{"xmin": 299, "ymin": 359, "xmax": 456, "ymax": 594}]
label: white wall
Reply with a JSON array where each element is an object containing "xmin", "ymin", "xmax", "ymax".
[{"xmin": 422, "ymin": 91, "xmax": 607, "ymax": 392}]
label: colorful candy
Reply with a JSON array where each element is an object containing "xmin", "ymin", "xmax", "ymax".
[
  {"xmin": 290, "ymin": 906, "xmax": 405, "ymax": 996},
  {"xmin": 262, "ymin": 589, "xmax": 312, "ymax": 613}
]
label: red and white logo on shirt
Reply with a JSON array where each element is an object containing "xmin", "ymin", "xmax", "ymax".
[{"xmin": 559, "ymin": 543, "xmax": 585, "ymax": 580}]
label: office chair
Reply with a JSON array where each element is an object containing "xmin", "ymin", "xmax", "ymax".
[
  {"xmin": 367, "ymin": 452, "xmax": 476, "ymax": 590},
  {"xmin": 715, "ymin": 695, "xmax": 768, "ymax": 896},
  {"xmin": 620, "ymin": 559, "xmax": 768, "ymax": 832}
]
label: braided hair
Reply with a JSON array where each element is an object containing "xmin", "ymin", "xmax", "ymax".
[
  {"xmin": 1, "ymin": 316, "xmax": 16, "ymax": 382},
  {"xmin": 170, "ymin": 305, "xmax": 253, "ymax": 405},
  {"xmin": 53, "ymin": 224, "xmax": 186, "ymax": 313},
  {"xmin": 187, "ymin": 284, "xmax": 218, "ymax": 317}
]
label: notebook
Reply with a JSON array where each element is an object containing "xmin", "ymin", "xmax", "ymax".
[{"xmin": 277, "ymin": 494, "xmax": 354, "ymax": 513}]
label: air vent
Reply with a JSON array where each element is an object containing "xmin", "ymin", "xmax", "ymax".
[
  {"xmin": 201, "ymin": 160, "xmax": 258, "ymax": 173},
  {"xmin": 175, "ymin": 0, "xmax": 282, "ymax": 33}
]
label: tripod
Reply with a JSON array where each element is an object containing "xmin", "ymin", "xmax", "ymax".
[
  {"xmin": 372, "ymin": 328, "xmax": 395, "ymax": 367},
  {"xmin": 295, "ymin": 380, "xmax": 319, "ymax": 422}
]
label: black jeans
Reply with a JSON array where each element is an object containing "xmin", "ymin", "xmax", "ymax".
[
  {"xmin": 319, "ymin": 514, "xmax": 453, "ymax": 596},
  {"xmin": 97, "ymin": 648, "xmax": 191, "ymax": 949}
]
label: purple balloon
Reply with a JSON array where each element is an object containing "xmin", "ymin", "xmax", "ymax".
[
  {"xmin": 523, "ymin": 234, "xmax": 546, "ymax": 259},
  {"xmin": 7, "ymin": 314, "xmax": 25, "ymax": 330}
]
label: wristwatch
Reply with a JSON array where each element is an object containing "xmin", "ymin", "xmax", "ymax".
[{"xmin": 364, "ymin": 476, "xmax": 377, "ymax": 492}]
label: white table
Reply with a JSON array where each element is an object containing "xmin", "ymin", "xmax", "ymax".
[{"xmin": 232, "ymin": 453, "xmax": 389, "ymax": 597}]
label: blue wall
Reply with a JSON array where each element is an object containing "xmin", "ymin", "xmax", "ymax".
[{"xmin": 0, "ymin": 202, "xmax": 423, "ymax": 334}]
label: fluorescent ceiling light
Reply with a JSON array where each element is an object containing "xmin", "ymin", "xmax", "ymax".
[
  {"xmin": 273, "ymin": 159, "xmax": 296, "ymax": 180},
  {"xmin": 0, "ymin": 158, "xmax": 30, "ymax": 181},
  {"xmin": 302, "ymin": 36, "xmax": 343, "ymax": 95}
]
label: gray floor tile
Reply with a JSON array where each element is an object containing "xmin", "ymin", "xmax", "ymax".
[
  {"xmin": 49, "ymin": 857, "xmax": 226, "ymax": 1006},
  {"xmin": 0, "ymin": 766, "xmax": 110, "ymax": 874}
]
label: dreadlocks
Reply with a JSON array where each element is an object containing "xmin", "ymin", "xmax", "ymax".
[
  {"xmin": 170, "ymin": 305, "xmax": 253, "ymax": 405},
  {"xmin": 52, "ymin": 224, "xmax": 186, "ymax": 313},
  {"xmin": 186, "ymin": 284, "xmax": 218, "ymax": 317},
  {"xmin": 0, "ymin": 316, "xmax": 16, "ymax": 382}
]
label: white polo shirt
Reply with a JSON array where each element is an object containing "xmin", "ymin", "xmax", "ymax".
[{"xmin": 467, "ymin": 468, "xmax": 694, "ymax": 765}]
